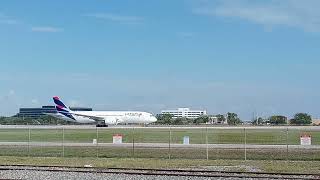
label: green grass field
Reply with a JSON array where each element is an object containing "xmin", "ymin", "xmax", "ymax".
[
  {"xmin": 0, "ymin": 146, "xmax": 319, "ymax": 161},
  {"xmin": 0, "ymin": 127, "xmax": 319, "ymax": 145}
]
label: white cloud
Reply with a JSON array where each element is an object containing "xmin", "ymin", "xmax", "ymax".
[
  {"xmin": 0, "ymin": 13, "xmax": 20, "ymax": 25},
  {"xmin": 85, "ymin": 13, "xmax": 143, "ymax": 24},
  {"xmin": 193, "ymin": 0, "xmax": 320, "ymax": 32},
  {"xmin": 0, "ymin": 19, "xmax": 19, "ymax": 25},
  {"xmin": 0, "ymin": 13, "xmax": 62, "ymax": 32},
  {"xmin": 31, "ymin": 26, "xmax": 63, "ymax": 32}
]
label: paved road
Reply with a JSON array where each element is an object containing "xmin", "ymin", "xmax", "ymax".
[{"xmin": 0, "ymin": 142, "xmax": 319, "ymax": 149}]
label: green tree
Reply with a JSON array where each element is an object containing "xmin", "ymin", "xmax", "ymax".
[
  {"xmin": 193, "ymin": 116, "xmax": 209, "ymax": 125},
  {"xmin": 252, "ymin": 117, "xmax": 265, "ymax": 125},
  {"xmin": 290, "ymin": 113, "xmax": 312, "ymax": 125},
  {"xmin": 155, "ymin": 113, "xmax": 173, "ymax": 125},
  {"xmin": 269, "ymin": 115, "xmax": 287, "ymax": 125},
  {"xmin": 38, "ymin": 115, "xmax": 54, "ymax": 125},
  {"xmin": 172, "ymin": 118, "xmax": 184, "ymax": 125},
  {"xmin": 227, "ymin": 112, "xmax": 242, "ymax": 125},
  {"xmin": 216, "ymin": 114, "xmax": 226, "ymax": 123},
  {"xmin": 0, "ymin": 116, "xmax": 36, "ymax": 125},
  {"xmin": 0, "ymin": 115, "xmax": 78, "ymax": 125}
]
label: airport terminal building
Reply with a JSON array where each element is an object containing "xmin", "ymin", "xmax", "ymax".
[
  {"xmin": 16, "ymin": 106, "xmax": 92, "ymax": 118},
  {"xmin": 161, "ymin": 108, "xmax": 207, "ymax": 119}
]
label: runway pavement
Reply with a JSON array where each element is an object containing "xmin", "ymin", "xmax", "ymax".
[{"xmin": 0, "ymin": 142, "xmax": 319, "ymax": 149}]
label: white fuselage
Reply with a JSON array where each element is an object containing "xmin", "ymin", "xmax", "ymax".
[{"xmin": 52, "ymin": 111, "xmax": 157, "ymax": 124}]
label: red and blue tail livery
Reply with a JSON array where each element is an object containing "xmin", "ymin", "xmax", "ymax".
[
  {"xmin": 53, "ymin": 96, "xmax": 67, "ymax": 109},
  {"xmin": 53, "ymin": 96, "xmax": 76, "ymax": 120}
]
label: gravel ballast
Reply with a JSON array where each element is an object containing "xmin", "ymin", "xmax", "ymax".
[{"xmin": 0, "ymin": 170, "xmax": 242, "ymax": 180}]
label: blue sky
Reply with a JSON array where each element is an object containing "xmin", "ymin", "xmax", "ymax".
[{"xmin": 1, "ymin": 0, "xmax": 320, "ymax": 120}]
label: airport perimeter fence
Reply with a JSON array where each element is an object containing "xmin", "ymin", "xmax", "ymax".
[{"xmin": 0, "ymin": 126, "xmax": 319, "ymax": 161}]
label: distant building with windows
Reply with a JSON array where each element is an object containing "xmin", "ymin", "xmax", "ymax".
[
  {"xmin": 207, "ymin": 115, "xmax": 228, "ymax": 125},
  {"xmin": 15, "ymin": 106, "xmax": 92, "ymax": 118},
  {"xmin": 161, "ymin": 108, "xmax": 207, "ymax": 119}
]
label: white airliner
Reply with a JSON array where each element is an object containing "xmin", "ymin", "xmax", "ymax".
[{"xmin": 49, "ymin": 96, "xmax": 157, "ymax": 126}]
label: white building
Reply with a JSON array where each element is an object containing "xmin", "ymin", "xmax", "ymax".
[
  {"xmin": 161, "ymin": 108, "xmax": 207, "ymax": 119},
  {"xmin": 207, "ymin": 115, "xmax": 228, "ymax": 125}
]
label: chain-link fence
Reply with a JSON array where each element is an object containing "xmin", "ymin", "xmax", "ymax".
[{"xmin": 0, "ymin": 126, "xmax": 319, "ymax": 161}]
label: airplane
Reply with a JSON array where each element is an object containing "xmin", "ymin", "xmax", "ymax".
[{"xmin": 49, "ymin": 96, "xmax": 157, "ymax": 126}]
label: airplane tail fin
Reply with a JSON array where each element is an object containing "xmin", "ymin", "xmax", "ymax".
[
  {"xmin": 53, "ymin": 96, "xmax": 76, "ymax": 120},
  {"xmin": 53, "ymin": 96, "xmax": 69, "ymax": 109}
]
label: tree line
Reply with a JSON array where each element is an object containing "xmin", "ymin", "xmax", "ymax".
[
  {"xmin": 157, "ymin": 112, "xmax": 314, "ymax": 126},
  {"xmin": 0, "ymin": 116, "xmax": 78, "ymax": 125},
  {"xmin": 155, "ymin": 112, "xmax": 242, "ymax": 125},
  {"xmin": 252, "ymin": 113, "xmax": 313, "ymax": 125}
]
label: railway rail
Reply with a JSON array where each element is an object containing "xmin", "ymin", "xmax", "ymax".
[{"xmin": 0, "ymin": 165, "xmax": 319, "ymax": 179}]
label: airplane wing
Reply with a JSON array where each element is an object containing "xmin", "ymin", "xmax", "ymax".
[
  {"xmin": 72, "ymin": 113, "xmax": 121, "ymax": 124},
  {"xmin": 71, "ymin": 112, "xmax": 105, "ymax": 121}
]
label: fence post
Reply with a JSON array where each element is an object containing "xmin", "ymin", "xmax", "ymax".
[
  {"xmin": 132, "ymin": 127, "xmax": 135, "ymax": 158},
  {"xmin": 62, "ymin": 127, "xmax": 65, "ymax": 157},
  {"xmin": 286, "ymin": 127, "xmax": 289, "ymax": 162},
  {"xmin": 206, "ymin": 126, "xmax": 209, "ymax": 160},
  {"xmin": 96, "ymin": 127, "xmax": 99, "ymax": 158},
  {"xmin": 244, "ymin": 127, "xmax": 247, "ymax": 161},
  {"xmin": 28, "ymin": 125, "xmax": 31, "ymax": 157},
  {"xmin": 169, "ymin": 127, "xmax": 171, "ymax": 160}
]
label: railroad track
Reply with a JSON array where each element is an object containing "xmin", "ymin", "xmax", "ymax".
[{"xmin": 0, "ymin": 165, "xmax": 319, "ymax": 179}]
